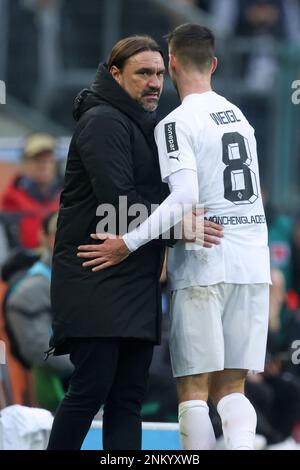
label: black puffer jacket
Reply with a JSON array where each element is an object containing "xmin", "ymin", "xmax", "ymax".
[{"xmin": 50, "ymin": 64, "xmax": 168, "ymax": 355}]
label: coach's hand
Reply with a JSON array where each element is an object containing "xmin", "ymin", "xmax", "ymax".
[
  {"xmin": 77, "ymin": 233, "xmax": 130, "ymax": 272},
  {"xmin": 182, "ymin": 208, "xmax": 223, "ymax": 248},
  {"xmin": 202, "ymin": 219, "xmax": 224, "ymax": 248}
]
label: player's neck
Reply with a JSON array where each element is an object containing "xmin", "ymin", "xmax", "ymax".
[{"xmin": 176, "ymin": 72, "xmax": 212, "ymax": 101}]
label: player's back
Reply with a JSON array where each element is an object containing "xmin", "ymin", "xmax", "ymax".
[
  {"xmin": 187, "ymin": 92, "xmax": 266, "ymax": 245},
  {"xmin": 155, "ymin": 91, "xmax": 271, "ymax": 289}
]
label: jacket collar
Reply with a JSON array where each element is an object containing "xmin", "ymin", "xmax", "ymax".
[{"xmin": 73, "ymin": 63, "xmax": 158, "ymax": 143}]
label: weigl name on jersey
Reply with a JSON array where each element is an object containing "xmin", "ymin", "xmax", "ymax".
[{"xmin": 210, "ymin": 109, "xmax": 241, "ymax": 126}]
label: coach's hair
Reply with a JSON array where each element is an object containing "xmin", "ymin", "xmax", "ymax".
[
  {"xmin": 107, "ymin": 35, "xmax": 163, "ymax": 70},
  {"xmin": 166, "ymin": 23, "xmax": 215, "ymax": 72}
]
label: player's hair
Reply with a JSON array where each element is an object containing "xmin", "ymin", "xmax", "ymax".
[
  {"xmin": 165, "ymin": 23, "xmax": 215, "ymax": 72},
  {"xmin": 107, "ymin": 35, "xmax": 163, "ymax": 71}
]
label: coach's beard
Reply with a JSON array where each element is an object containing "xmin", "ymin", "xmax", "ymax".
[{"xmin": 139, "ymin": 89, "xmax": 161, "ymax": 112}]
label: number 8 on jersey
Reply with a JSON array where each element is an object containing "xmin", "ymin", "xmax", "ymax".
[{"xmin": 222, "ymin": 132, "xmax": 258, "ymax": 205}]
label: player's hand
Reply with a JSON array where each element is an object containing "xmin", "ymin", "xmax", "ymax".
[
  {"xmin": 77, "ymin": 233, "xmax": 130, "ymax": 272},
  {"xmin": 182, "ymin": 208, "xmax": 223, "ymax": 248}
]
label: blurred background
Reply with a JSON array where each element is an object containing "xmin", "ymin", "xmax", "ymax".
[{"xmin": 0, "ymin": 0, "xmax": 300, "ymax": 450}]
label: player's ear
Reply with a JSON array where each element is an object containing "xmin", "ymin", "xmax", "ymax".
[
  {"xmin": 168, "ymin": 53, "xmax": 176, "ymax": 71},
  {"xmin": 211, "ymin": 57, "xmax": 218, "ymax": 75}
]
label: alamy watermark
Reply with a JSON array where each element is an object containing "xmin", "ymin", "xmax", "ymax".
[
  {"xmin": 291, "ymin": 80, "xmax": 300, "ymax": 105},
  {"xmin": 291, "ymin": 340, "xmax": 300, "ymax": 365},
  {"xmin": 0, "ymin": 340, "xmax": 6, "ymax": 364},
  {"xmin": 95, "ymin": 197, "xmax": 205, "ymax": 244},
  {"xmin": 0, "ymin": 80, "xmax": 6, "ymax": 104}
]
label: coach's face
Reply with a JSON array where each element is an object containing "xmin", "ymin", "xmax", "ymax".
[{"xmin": 111, "ymin": 51, "xmax": 165, "ymax": 111}]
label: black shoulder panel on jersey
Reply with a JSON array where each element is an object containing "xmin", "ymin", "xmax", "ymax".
[{"xmin": 164, "ymin": 122, "xmax": 179, "ymax": 153}]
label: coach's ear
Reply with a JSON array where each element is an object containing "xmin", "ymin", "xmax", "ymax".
[
  {"xmin": 110, "ymin": 65, "xmax": 122, "ymax": 84},
  {"xmin": 211, "ymin": 57, "xmax": 218, "ymax": 75}
]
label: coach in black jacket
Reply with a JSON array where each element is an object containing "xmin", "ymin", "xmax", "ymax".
[{"xmin": 47, "ymin": 36, "xmax": 169, "ymax": 450}]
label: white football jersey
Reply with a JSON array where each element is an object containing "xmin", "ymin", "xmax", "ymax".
[{"xmin": 155, "ymin": 91, "xmax": 271, "ymax": 288}]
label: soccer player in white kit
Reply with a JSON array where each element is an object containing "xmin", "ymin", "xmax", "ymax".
[
  {"xmin": 77, "ymin": 24, "xmax": 271, "ymax": 451},
  {"xmin": 153, "ymin": 24, "xmax": 271, "ymax": 450}
]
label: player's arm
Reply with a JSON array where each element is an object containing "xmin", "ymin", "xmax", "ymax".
[
  {"xmin": 77, "ymin": 168, "xmax": 198, "ymax": 270},
  {"xmin": 77, "ymin": 118, "xmax": 223, "ymax": 271}
]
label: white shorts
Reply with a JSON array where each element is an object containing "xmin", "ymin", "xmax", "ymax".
[{"xmin": 169, "ymin": 283, "xmax": 269, "ymax": 377}]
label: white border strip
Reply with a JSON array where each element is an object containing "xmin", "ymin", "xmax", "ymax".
[{"xmin": 91, "ymin": 420, "xmax": 179, "ymax": 431}]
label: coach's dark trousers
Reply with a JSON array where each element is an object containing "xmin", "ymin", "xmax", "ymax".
[{"xmin": 47, "ymin": 337, "xmax": 154, "ymax": 450}]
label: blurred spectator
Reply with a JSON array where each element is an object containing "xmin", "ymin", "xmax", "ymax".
[
  {"xmin": 7, "ymin": 0, "xmax": 62, "ymax": 105},
  {"xmin": 263, "ymin": 189, "xmax": 294, "ymax": 289},
  {"xmin": 0, "ymin": 218, "xmax": 11, "ymax": 267},
  {"xmin": 236, "ymin": 0, "xmax": 287, "ymax": 38},
  {"xmin": 7, "ymin": 0, "xmax": 39, "ymax": 104},
  {"xmin": 235, "ymin": 0, "xmax": 291, "ymax": 91},
  {"xmin": 0, "ymin": 212, "xmax": 26, "ymax": 267},
  {"xmin": 176, "ymin": 0, "xmax": 239, "ymax": 36},
  {"xmin": 2, "ymin": 134, "xmax": 61, "ymax": 249},
  {"xmin": 284, "ymin": 0, "xmax": 300, "ymax": 43},
  {"xmin": 1, "ymin": 248, "xmax": 41, "ymax": 367},
  {"xmin": 291, "ymin": 216, "xmax": 300, "ymax": 298},
  {"xmin": 60, "ymin": 0, "xmax": 103, "ymax": 69},
  {"xmin": 2, "ymin": 212, "xmax": 73, "ymax": 405}
]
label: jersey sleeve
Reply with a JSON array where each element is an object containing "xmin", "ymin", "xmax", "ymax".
[{"xmin": 154, "ymin": 117, "xmax": 197, "ymax": 183}]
